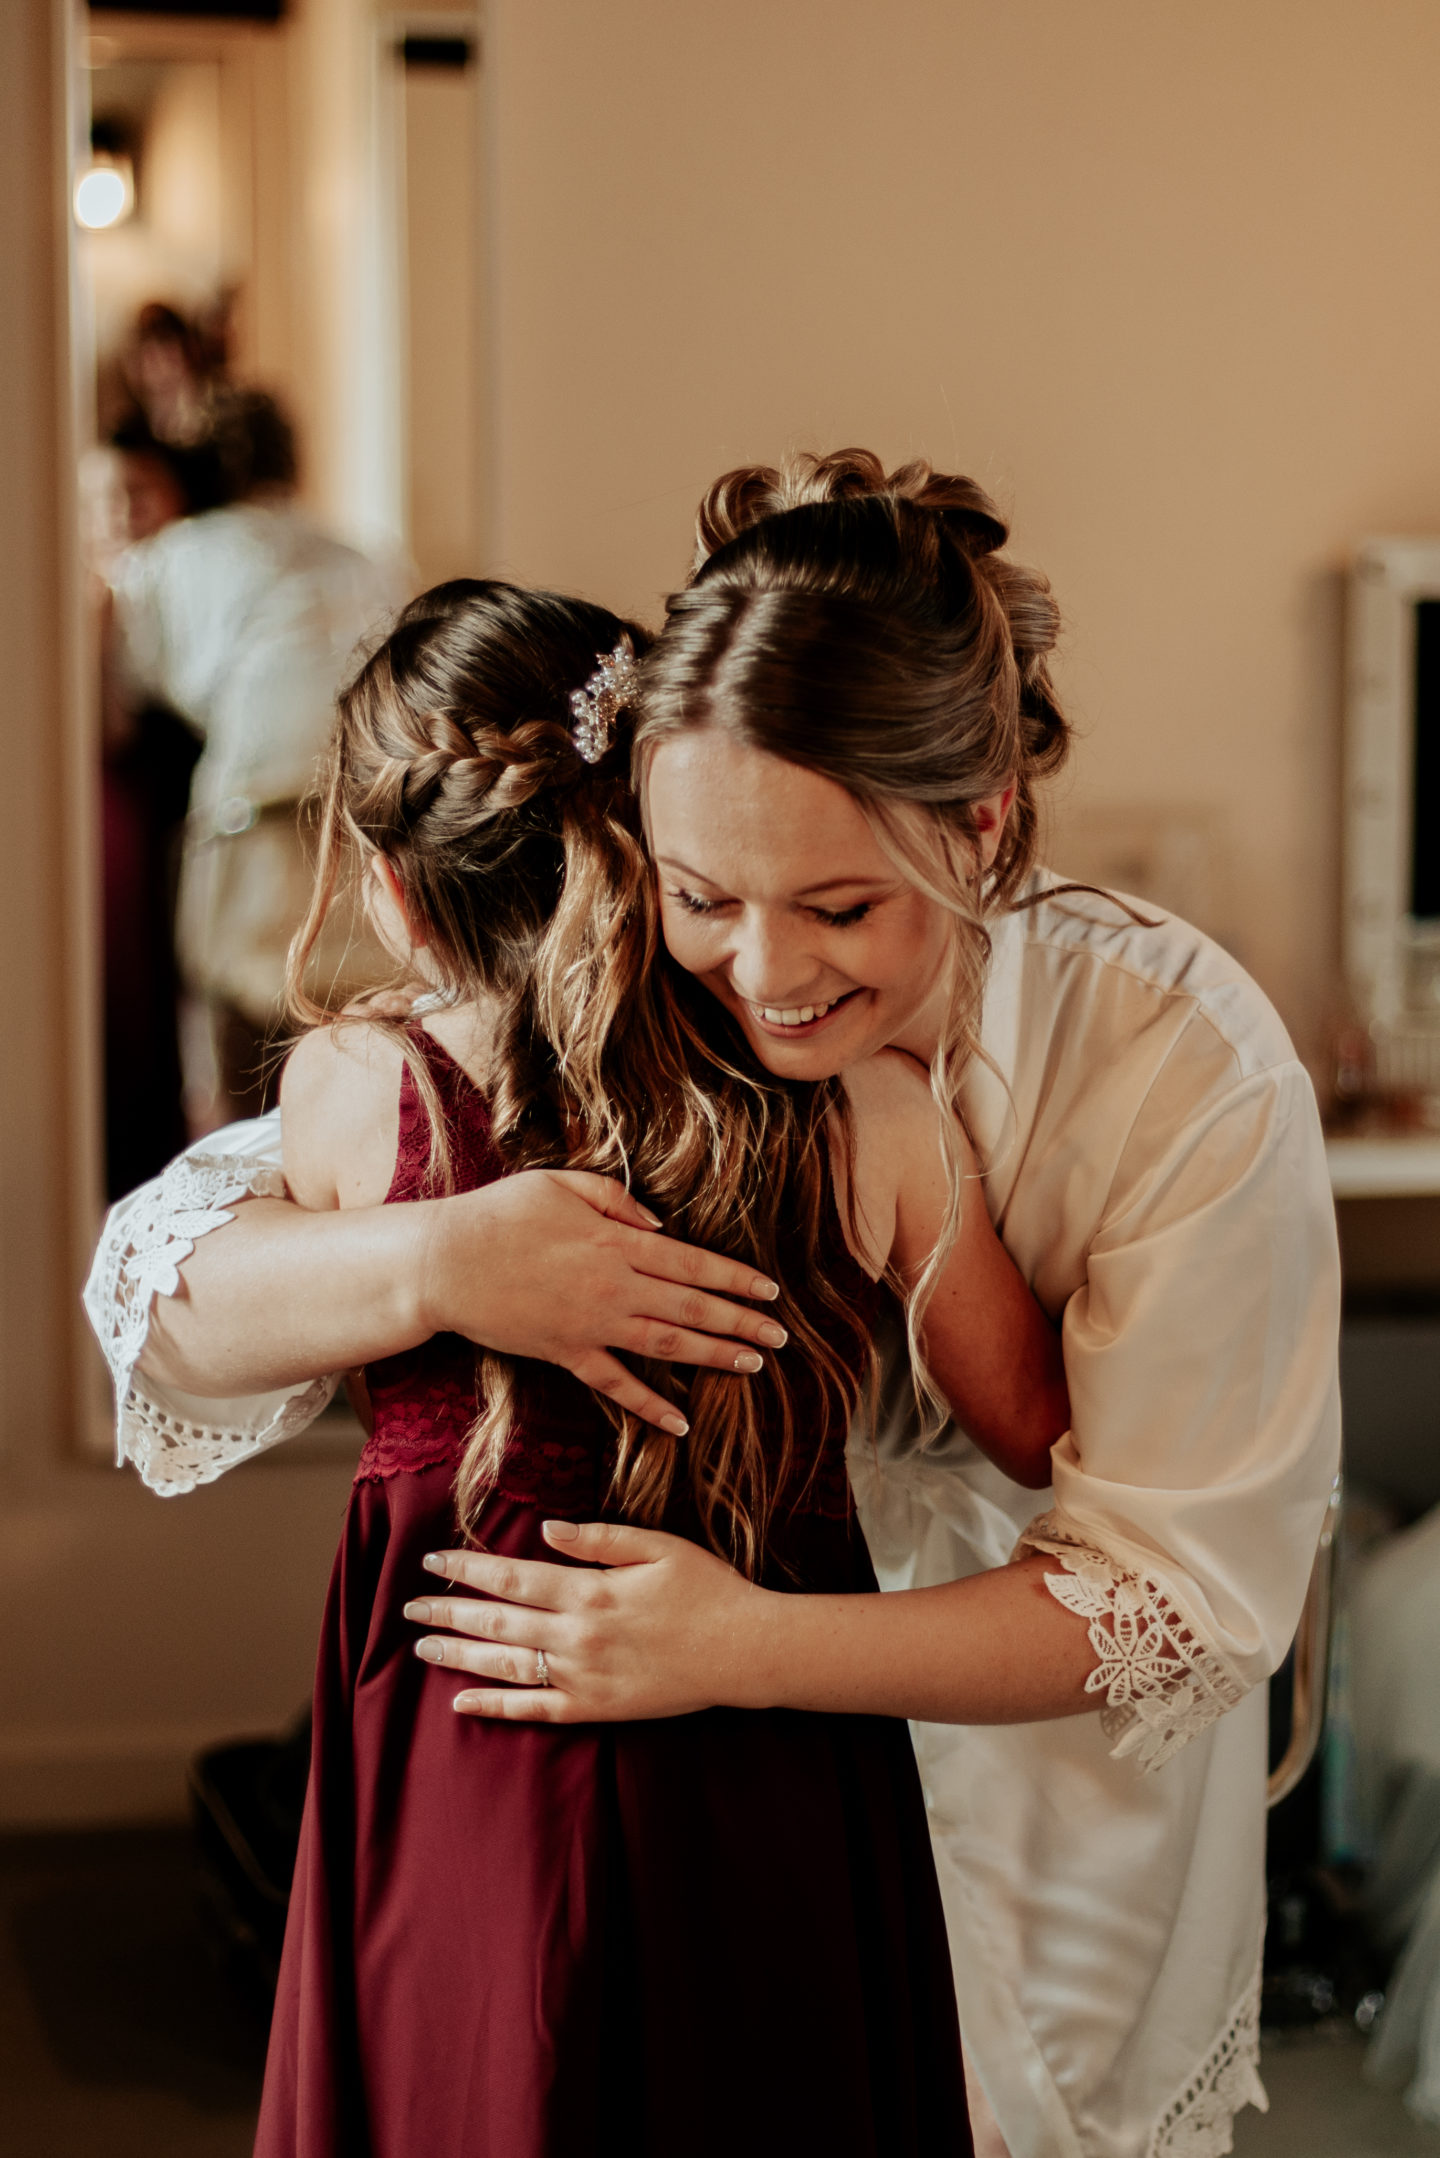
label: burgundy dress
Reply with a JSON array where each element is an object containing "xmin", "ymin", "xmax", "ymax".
[{"xmin": 255, "ymin": 1033, "xmax": 969, "ymax": 2158}]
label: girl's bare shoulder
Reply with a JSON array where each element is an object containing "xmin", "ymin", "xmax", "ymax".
[{"xmin": 280, "ymin": 1021, "xmax": 407, "ymax": 1211}]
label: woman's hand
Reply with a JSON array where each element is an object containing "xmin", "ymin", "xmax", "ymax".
[
  {"xmin": 406, "ymin": 1522, "xmax": 1101, "ymax": 1729},
  {"xmin": 139, "ymin": 1168, "xmax": 785, "ymax": 1427},
  {"xmin": 404, "ymin": 1522, "xmax": 771, "ymax": 1722},
  {"xmin": 418, "ymin": 1171, "xmax": 788, "ymax": 1435}
]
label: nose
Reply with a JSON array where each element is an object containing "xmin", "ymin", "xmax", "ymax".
[{"xmin": 726, "ymin": 907, "xmax": 827, "ymax": 1008}]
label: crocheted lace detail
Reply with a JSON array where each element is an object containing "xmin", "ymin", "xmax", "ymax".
[
  {"xmin": 85, "ymin": 1145, "xmax": 333, "ymax": 1494},
  {"xmin": 1019, "ymin": 1510, "xmax": 1246, "ymax": 1771},
  {"xmin": 1147, "ymin": 1959, "xmax": 1267, "ymax": 2156},
  {"xmin": 119, "ymin": 1376, "xmax": 337, "ymax": 1496}
]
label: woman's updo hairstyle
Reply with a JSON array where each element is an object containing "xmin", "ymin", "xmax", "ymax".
[{"xmin": 666, "ymin": 446, "xmax": 1067, "ymax": 908}]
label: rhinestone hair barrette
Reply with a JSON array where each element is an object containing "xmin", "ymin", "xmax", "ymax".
[{"xmin": 569, "ymin": 637, "xmax": 640, "ymax": 764}]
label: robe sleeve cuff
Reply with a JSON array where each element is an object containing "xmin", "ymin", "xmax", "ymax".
[
  {"xmin": 82, "ymin": 1142, "xmax": 337, "ymax": 1494},
  {"xmin": 1016, "ymin": 1508, "xmax": 1248, "ymax": 1770}
]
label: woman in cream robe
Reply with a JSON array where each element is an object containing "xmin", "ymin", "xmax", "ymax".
[{"xmin": 85, "ymin": 876, "xmax": 1341, "ymax": 2158}]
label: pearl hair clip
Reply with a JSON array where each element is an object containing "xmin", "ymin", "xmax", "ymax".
[{"xmin": 569, "ymin": 637, "xmax": 640, "ymax": 764}]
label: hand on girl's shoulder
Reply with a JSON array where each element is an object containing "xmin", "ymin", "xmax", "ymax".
[{"xmin": 280, "ymin": 1020, "xmax": 406, "ymax": 1212}]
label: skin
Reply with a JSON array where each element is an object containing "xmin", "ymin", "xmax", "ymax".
[
  {"xmin": 647, "ymin": 730, "xmax": 959, "ymax": 1082},
  {"xmin": 405, "ymin": 740, "xmax": 1100, "ymax": 1726}
]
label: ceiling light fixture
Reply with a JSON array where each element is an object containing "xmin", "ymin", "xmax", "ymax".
[{"xmin": 74, "ymin": 151, "xmax": 134, "ymax": 231}]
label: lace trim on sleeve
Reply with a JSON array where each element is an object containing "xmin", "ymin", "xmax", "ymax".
[
  {"xmin": 84, "ymin": 1145, "xmax": 335, "ymax": 1495},
  {"xmin": 118, "ymin": 1374, "xmax": 339, "ymax": 1496},
  {"xmin": 1017, "ymin": 1509, "xmax": 1247, "ymax": 1771},
  {"xmin": 1148, "ymin": 1956, "xmax": 1266, "ymax": 2156}
]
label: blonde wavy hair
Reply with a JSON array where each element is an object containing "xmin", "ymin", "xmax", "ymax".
[
  {"xmin": 288, "ymin": 579, "xmax": 871, "ymax": 1578},
  {"xmin": 636, "ymin": 448, "xmax": 1070, "ymax": 1416}
]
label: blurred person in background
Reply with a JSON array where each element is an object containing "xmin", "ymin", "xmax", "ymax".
[
  {"xmin": 99, "ymin": 296, "xmax": 230, "ymax": 451},
  {"xmin": 88, "ymin": 416, "xmax": 227, "ymax": 1191},
  {"xmin": 105, "ymin": 388, "xmax": 401, "ymax": 1127}
]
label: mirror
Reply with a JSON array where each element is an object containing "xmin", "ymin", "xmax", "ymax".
[
  {"xmin": 1342, "ymin": 539, "xmax": 1440, "ymax": 1125},
  {"xmin": 77, "ymin": 3, "xmax": 483, "ymax": 1193}
]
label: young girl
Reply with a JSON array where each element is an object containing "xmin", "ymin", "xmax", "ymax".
[{"xmin": 258, "ymin": 577, "xmax": 1068, "ymax": 2158}]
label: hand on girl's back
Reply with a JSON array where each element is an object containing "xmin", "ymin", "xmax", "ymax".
[
  {"xmin": 280, "ymin": 1019, "xmax": 789, "ymax": 1438},
  {"xmin": 420, "ymin": 1171, "xmax": 789, "ymax": 1435}
]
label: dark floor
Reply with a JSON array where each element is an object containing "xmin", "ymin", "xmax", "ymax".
[
  {"xmin": 0, "ymin": 1827, "xmax": 263, "ymax": 2156},
  {"xmin": 4, "ymin": 1827, "xmax": 1440, "ymax": 2155},
  {"xmin": 1237, "ymin": 2025, "xmax": 1440, "ymax": 2155}
]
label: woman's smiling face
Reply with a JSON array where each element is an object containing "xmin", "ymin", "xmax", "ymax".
[{"xmin": 645, "ymin": 729, "xmax": 955, "ymax": 1079}]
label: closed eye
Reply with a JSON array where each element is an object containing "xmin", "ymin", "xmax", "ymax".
[
  {"xmin": 668, "ymin": 886, "xmax": 730, "ymax": 916},
  {"xmin": 810, "ymin": 901, "xmax": 874, "ymax": 928},
  {"xmin": 668, "ymin": 887, "xmax": 876, "ymax": 928}
]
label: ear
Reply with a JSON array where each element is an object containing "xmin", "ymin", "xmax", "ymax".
[
  {"xmin": 367, "ymin": 851, "xmax": 428, "ymax": 956},
  {"xmin": 973, "ymin": 779, "xmax": 1018, "ymax": 870}
]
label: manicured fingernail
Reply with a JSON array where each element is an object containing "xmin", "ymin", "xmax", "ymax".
[
  {"xmin": 415, "ymin": 1639, "xmax": 443, "ymax": 1662},
  {"xmin": 661, "ymin": 1413, "xmax": 689, "ymax": 1437},
  {"xmin": 757, "ymin": 1322, "xmax": 787, "ymax": 1348},
  {"xmin": 636, "ymin": 1204, "xmax": 662, "ymax": 1227},
  {"xmin": 752, "ymin": 1277, "xmax": 780, "ymax": 1299},
  {"xmin": 422, "ymin": 1554, "xmax": 446, "ymax": 1573},
  {"xmin": 454, "ymin": 1692, "xmax": 485, "ymax": 1712},
  {"xmin": 403, "ymin": 1599, "xmax": 432, "ymax": 1621},
  {"xmin": 734, "ymin": 1351, "xmax": 763, "ymax": 1373},
  {"xmin": 543, "ymin": 1519, "xmax": 580, "ymax": 1542}
]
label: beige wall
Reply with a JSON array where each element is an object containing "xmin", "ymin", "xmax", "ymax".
[
  {"xmin": 7, "ymin": 0, "xmax": 1440, "ymax": 1827},
  {"xmin": 481, "ymin": 0, "xmax": 1440, "ymax": 1072},
  {"xmin": 403, "ymin": 47, "xmax": 485, "ymax": 584}
]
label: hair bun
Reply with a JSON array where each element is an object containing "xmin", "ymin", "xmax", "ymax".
[{"xmin": 693, "ymin": 448, "xmax": 1008, "ymax": 568}]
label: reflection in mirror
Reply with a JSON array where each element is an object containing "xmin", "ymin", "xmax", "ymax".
[{"xmin": 77, "ymin": 5, "xmax": 482, "ymax": 1192}]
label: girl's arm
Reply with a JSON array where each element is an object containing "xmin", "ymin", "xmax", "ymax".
[{"xmin": 845, "ymin": 1052, "xmax": 1069, "ymax": 1488}]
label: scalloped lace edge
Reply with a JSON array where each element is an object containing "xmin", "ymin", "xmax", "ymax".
[
  {"xmin": 83, "ymin": 1145, "xmax": 334, "ymax": 1495},
  {"xmin": 119, "ymin": 1373, "xmax": 339, "ymax": 1495},
  {"xmin": 1147, "ymin": 1957, "xmax": 1267, "ymax": 2157},
  {"xmin": 1018, "ymin": 1510, "xmax": 1246, "ymax": 1772}
]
